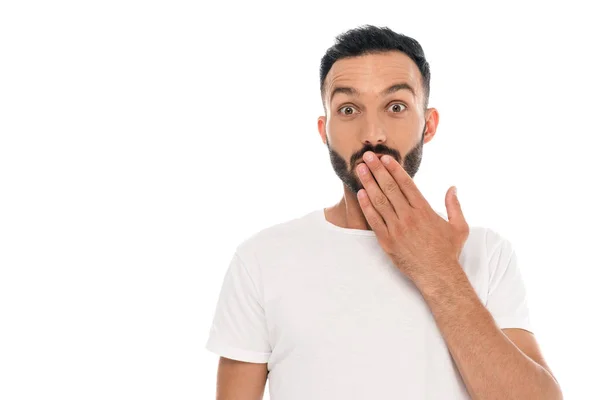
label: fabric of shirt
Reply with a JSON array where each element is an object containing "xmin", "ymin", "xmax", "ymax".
[{"xmin": 205, "ymin": 208, "xmax": 533, "ymax": 400}]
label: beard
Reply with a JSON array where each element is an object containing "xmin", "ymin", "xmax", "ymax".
[{"xmin": 326, "ymin": 124, "xmax": 426, "ymax": 195}]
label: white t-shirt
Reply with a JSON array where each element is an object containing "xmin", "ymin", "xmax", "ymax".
[{"xmin": 205, "ymin": 208, "xmax": 533, "ymax": 399}]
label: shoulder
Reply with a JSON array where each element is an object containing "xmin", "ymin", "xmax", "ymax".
[{"xmin": 234, "ymin": 209, "xmax": 318, "ymax": 270}]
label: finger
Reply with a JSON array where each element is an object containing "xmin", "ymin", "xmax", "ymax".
[
  {"xmin": 362, "ymin": 152, "xmax": 411, "ymax": 215},
  {"xmin": 357, "ymin": 188, "xmax": 389, "ymax": 236},
  {"xmin": 356, "ymin": 161, "xmax": 397, "ymax": 223},
  {"xmin": 445, "ymin": 186, "xmax": 469, "ymax": 234},
  {"xmin": 380, "ymin": 155, "xmax": 428, "ymax": 209}
]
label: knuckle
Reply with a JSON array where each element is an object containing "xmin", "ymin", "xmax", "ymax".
[
  {"xmin": 373, "ymin": 194, "xmax": 388, "ymax": 207},
  {"xmin": 403, "ymin": 213, "xmax": 416, "ymax": 227},
  {"xmin": 382, "ymin": 180, "xmax": 398, "ymax": 194},
  {"xmin": 462, "ymin": 224, "xmax": 470, "ymax": 237},
  {"xmin": 400, "ymin": 176, "xmax": 412, "ymax": 187},
  {"xmin": 390, "ymin": 222, "xmax": 405, "ymax": 237},
  {"xmin": 415, "ymin": 208, "xmax": 429, "ymax": 219}
]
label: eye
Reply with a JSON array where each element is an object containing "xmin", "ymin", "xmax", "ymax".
[
  {"xmin": 387, "ymin": 103, "xmax": 407, "ymax": 113},
  {"xmin": 338, "ymin": 105, "xmax": 358, "ymax": 115}
]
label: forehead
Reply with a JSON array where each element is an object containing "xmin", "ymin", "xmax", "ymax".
[{"xmin": 324, "ymin": 51, "xmax": 422, "ymax": 101}]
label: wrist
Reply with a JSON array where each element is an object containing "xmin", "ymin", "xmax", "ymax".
[{"xmin": 412, "ymin": 262, "xmax": 466, "ymax": 298}]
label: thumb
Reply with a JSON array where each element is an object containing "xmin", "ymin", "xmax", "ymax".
[{"xmin": 445, "ymin": 186, "xmax": 467, "ymax": 229}]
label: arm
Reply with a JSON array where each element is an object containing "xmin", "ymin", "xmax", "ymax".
[
  {"xmin": 206, "ymin": 251, "xmax": 272, "ymax": 399},
  {"xmin": 414, "ymin": 266, "xmax": 563, "ymax": 400},
  {"xmin": 349, "ymin": 146, "xmax": 561, "ymax": 398},
  {"xmin": 216, "ymin": 357, "xmax": 268, "ymax": 400}
]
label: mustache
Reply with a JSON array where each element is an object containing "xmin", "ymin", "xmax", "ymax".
[{"xmin": 353, "ymin": 148, "xmax": 399, "ymax": 165}]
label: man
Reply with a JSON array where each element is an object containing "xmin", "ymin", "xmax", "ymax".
[{"xmin": 205, "ymin": 25, "xmax": 563, "ymax": 399}]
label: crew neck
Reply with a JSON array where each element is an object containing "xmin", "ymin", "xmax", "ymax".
[
  {"xmin": 315, "ymin": 208, "xmax": 377, "ymax": 237},
  {"xmin": 314, "ymin": 207, "xmax": 448, "ymax": 237}
]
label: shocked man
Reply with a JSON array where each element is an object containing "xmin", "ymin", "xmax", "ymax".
[{"xmin": 206, "ymin": 25, "xmax": 563, "ymax": 400}]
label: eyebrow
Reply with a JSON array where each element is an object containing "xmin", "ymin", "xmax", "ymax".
[{"xmin": 330, "ymin": 82, "xmax": 416, "ymax": 102}]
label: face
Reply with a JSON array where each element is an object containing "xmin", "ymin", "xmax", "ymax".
[{"xmin": 318, "ymin": 51, "xmax": 439, "ymax": 195}]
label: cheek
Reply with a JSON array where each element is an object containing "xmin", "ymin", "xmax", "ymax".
[
  {"xmin": 384, "ymin": 117, "xmax": 413, "ymax": 130},
  {"xmin": 328, "ymin": 117, "xmax": 361, "ymax": 137}
]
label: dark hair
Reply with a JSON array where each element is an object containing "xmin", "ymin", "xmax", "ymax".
[{"xmin": 319, "ymin": 25, "xmax": 431, "ymax": 111}]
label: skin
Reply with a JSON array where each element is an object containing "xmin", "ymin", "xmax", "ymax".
[
  {"xmin": 215, "ymin": 357, "xmax": 267, "ymax": 400},
  {"xmin": 317, "ymin": 50, "xmax": 438, "ymax": 232},
  {"xmin": 350, "ymin": 149, "xmax": 562, "ymax": 398},
  {"xmin": 214, "ymin": 50, "xmax": 562, "ymax": 399},
  {"xmin": 317, "ymin": 50, "xmax": 562, "ymax": 398}
]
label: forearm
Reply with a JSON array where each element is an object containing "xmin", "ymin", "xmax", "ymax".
[{"xmin": 413, "ymin": 265, "xmax": 562, "ymax": 400}]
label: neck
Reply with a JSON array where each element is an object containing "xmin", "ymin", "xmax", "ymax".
[{"xmin": 325, "ymin": 186, "xmax": 373, "ymax": 231}]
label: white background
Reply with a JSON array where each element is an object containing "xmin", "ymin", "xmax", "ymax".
[{"xmin": 1, "ymin": 0, "xmax": 598, "ymax": 399}]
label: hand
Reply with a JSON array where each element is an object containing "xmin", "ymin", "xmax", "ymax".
[{"xmin": 355, "ymin": 151, "xmax": 470, "ymax": 284}]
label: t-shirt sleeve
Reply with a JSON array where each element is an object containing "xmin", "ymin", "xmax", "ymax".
[
  {"xmin": 205, "ymin": 251, "xmax": 271, "ymax": 363},
  {"xmin": 485, "ymin": 230, "xmax": 534, "ymax": 333}
]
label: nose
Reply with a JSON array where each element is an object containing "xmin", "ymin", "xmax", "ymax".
[{"xmin": 361, "ymin": 113, "xmax": 387, "ymax": 146}]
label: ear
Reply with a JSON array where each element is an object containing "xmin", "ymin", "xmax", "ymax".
[
  {"xmin": 423, "ymin": 108, "xmax": 440, "ymax": 145},
  {"xmin": 317, "ymin": 116, "xmax": 327, "ymax": 145}
]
